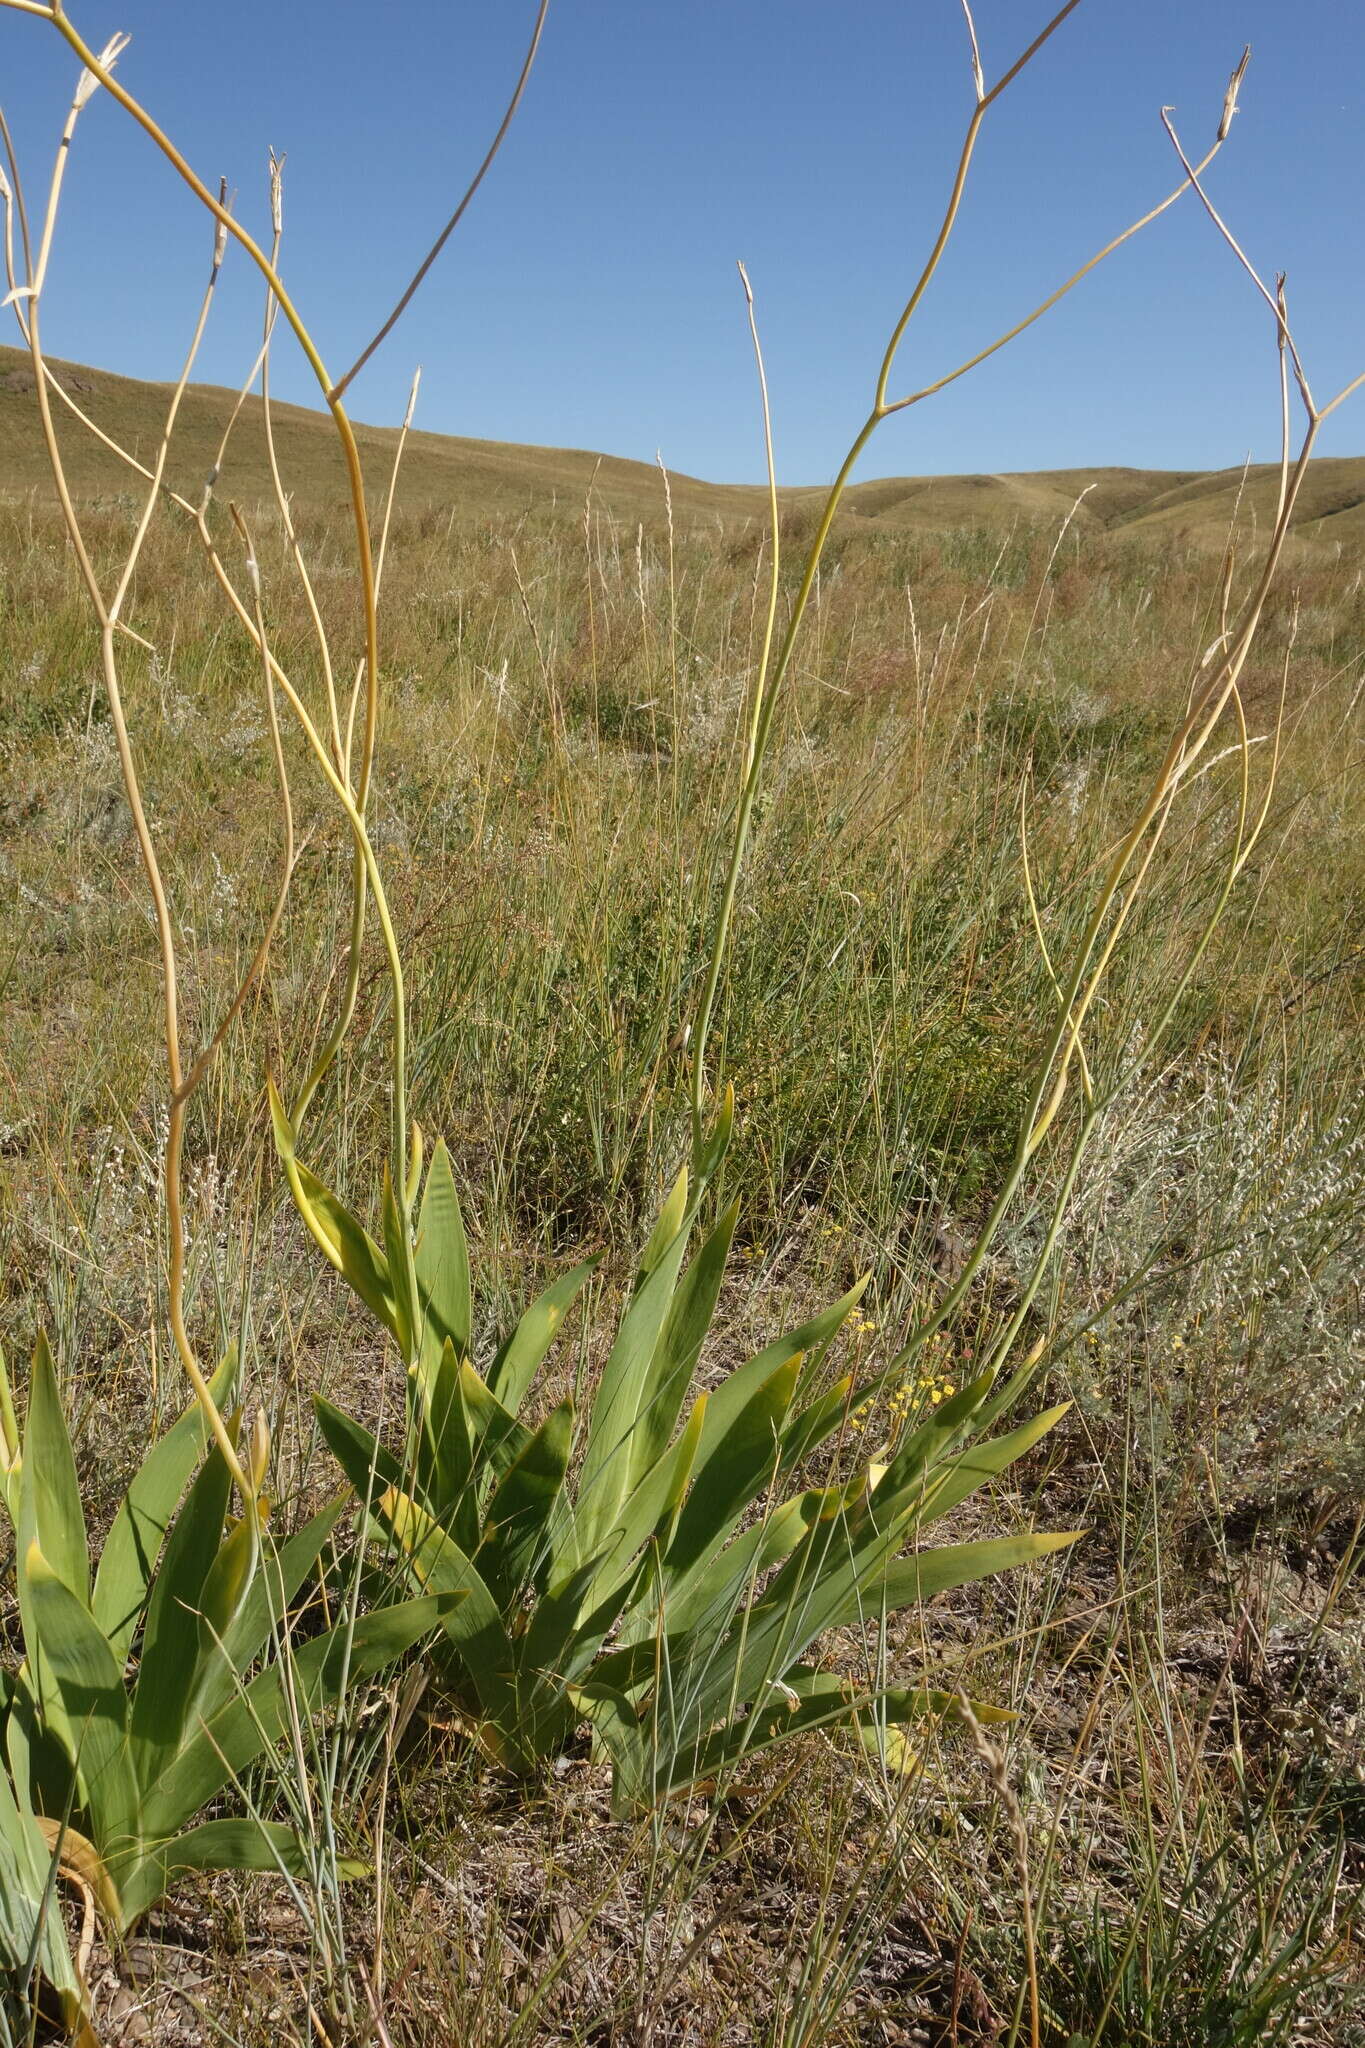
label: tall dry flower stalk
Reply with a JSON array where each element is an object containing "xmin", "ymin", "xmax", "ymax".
[{"xmin": 0, "ymin": 0, "xmax": 550, "ymax": 1495}]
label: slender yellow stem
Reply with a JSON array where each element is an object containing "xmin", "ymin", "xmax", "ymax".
[
  {"xmin": 36, "ymin": 7, "xmax": 384, "ymax": 816},
  {"xmin": 257, "ymin": 160, "xmax": 345, "ymax": 774},
  {"xmin": 690, "ymin": 0, "xmax": 1091, "ymax": 1167},
  {"xmin": 328, "ymin": 0, "xmax": 551, "ymax": 404}
]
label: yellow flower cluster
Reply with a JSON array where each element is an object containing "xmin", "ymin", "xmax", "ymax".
[
  {"xmin": 887, "ymin": 1370, "xmax": 956, "ymax": 1424},
  {"xmin": 848, "ymin": 1363, "xmax": 957, "ymax": 1437}
]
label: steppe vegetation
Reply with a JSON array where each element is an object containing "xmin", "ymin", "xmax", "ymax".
[{"xmin": 0, "ymin": 3, "xmax": 1363, "ymax": 2044}]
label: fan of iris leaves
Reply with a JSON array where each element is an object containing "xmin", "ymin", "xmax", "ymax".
[
  {"xmin": 0, "ymin": 1334, "xmax": 458, "ymax": 1956},
  {"xmin": 275, "ymin": 1088, "xmax": 1078, "ymax": 1809}
]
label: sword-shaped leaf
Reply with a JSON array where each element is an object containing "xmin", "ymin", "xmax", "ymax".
[
  {"xmin": 584, "ymin": 1393, "xmax": 709, "ymax": 1613},
  {"xmin": 204, "ymin": 1500, "xmax": 346, "ymax": 1723},
  {"xmin": 626, "ymin": 1200, "xmax": 738, "ymax": 1489},
  {"xmin": 693, "ymin": 1277, "xmax": 868, "ymax": 1473},
  {"xmin": 474, "ymin": 1398, "xmax": 573, "ymax": 1607},
  {"xmin": 130, "ymin": 1429, "xmax": 237, "ymax": 1772},
  {"xmin": 377, "ymin": 1486, "xmax": 520, "ymax": 1729},
  {"xmin": 634, "ymin": 1167, "xmax": 690, "ymax": 1287},
  {"xmin": 120, "ymin": 1817, "xmax": 367, "ymax": 1928},
  {"xmin": 901, "ymin": 1405, "xmax": 1071, "ymax": 1530},
  {"xmin": 575, "ymin": 1217, "xmax": 693, "ymax": 1558},
  {"xmin": 142, "ymin": 1592, "xmax": 460, "ymax": 1850},
  {"xmin": 663, "ymin": 1357, "xmax": 798, "ymax": 1581},
  {"xmin": 415, "ymin": 1140, "xmax": 472, "ymax": 1379},
  {"xmin": 0, "ymin": 1771, "xmax": 84, "ymax": 2027},
  {"xmin": 653, "ymin": 1673, "xmax": 1013, "ymax": 1806},
  {"xmin": 381, "ymin": 1165, "xmax": 417, "ymax": 1363},
  {"xmin": 18, "ymin": 1334, "xmax": 87, "ymax": 1605},
  {"xmin": 457, "ymin": 1358, "xmax": 532, "ymax": 1487},
  {"xmin": 92, "ymin": 1347, "xmax": 240, "ymax": 1659},
  {"xmin": 693, "ymin": 1083, "xmax": 735, "ymax": 1186},
  {"xmin": 488, "ymin": 1258, "xmax": 597, "ymax": 1418},
  {"xmin": 856, "ymin": 1528, "xmax": 1082, "ymax": 1615},
  {"xmin": 23, "ymin": 1546, "xmax": 139, "ymax": 1862},
  {"xmin": 659, "ymin": 1478, "xmax": 855, "ymax": 1646},
  {"xmin": 314, "ymin": 1397, "xmax": 405, "ymax": 1510},
  {"xmin": 296, "ymin": 1162, "xmax": 398, "ymax": 1336}
]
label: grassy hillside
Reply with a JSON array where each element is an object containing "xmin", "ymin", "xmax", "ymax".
[
  {"xmin": 3, "ymin": 337, "xmax": 1364, "ymax": 2043},
  {"xmin": 4, "ymin": 344, "xmax": 1363, "ymax": 544},
  {"xmin": 4, "ymin": 464, "xmax": 1364, "ymax": 2043}
]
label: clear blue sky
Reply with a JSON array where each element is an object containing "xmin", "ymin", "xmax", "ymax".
[{"xmin": 3, "ymin": 0, "xmax": 1362, "ymax": 485}]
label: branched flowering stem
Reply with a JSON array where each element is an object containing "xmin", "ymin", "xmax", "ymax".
[
  {"xmin": 1, "ymin": 0, "xmax": 546, "ymax": 1452},
  {"xmin": 688, "ymin": 1, "xmax": 1236, "ymax": 1177},
  {"xmin": 8, "ymin": 58, "xmax": 259, "ymax": 1494},
  {"xmin": 27, "ymin": 2, "xmax": 383, "ymax": 790}
]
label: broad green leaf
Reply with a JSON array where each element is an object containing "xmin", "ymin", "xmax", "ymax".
[
  {"xmin": 694, "ymin": 1277, "xmax": 868, "ymax": 1472},
  {"xmin": 586, "ymin": 1394, "xmax": 709, "ymax": 1612},
  {"xmin": 269, "ymin": 1079, "xmax": 396, "ymax": 1333},
  {"xmin": 488, "ymin": 1258, "xmax": 597, "ymax": 1417},
  {"xmin": 457, "ymin": 1359, "xmax": 532, "ymax": 1487},
  {"xmin": 381, "ymin": 1165, "xmax": 417, "ymax": 1363},
  {"xmin": 568, "ymin": 1679, "xmax": 650, "ymax": 1807},
  {"xmin": 266, "ymin": 1071, "xmax": 298, "ymax": 1161},
  {"xmin": 144, "ymin": 1592, "xmax": 459, "ymax": 1844},
  {"xmin": 474, "ymin": 1399, "xmax": 572, "ymax": 1607},
  {"xmin": 694, "ymin": 1083, "xmax": 735, "ymax": 1185},
  {"xmin": 3, "ymin": 1665, "xmax": 75, "ymax": 1842},
  {"xmin": 521, "ymin": 1544, "xmax": 637, "ymax": 1688},
  {"xmin": 314, "ymin": 1396, "xmax": 405, "ymax": 1510},
  {"xmin": 0, "ymin": 1337, "xmax": 21, "ymax": 1522},
  {"xmin": 778, "ymin": 1372, "xmax": 857, "ymax": 1472},
  {"xmin": 415, "ymin": 1140, "xmax": 472, "ymax": 1378},
  {"xmin": 663, "ymin": 1357, "xmax": 798, "ymax": 1581},
  {"xmin": 206, "ymin": 1500, "xmax": 346, "ymax": 1720},
  {"xmin": 635, "ymin": 1167, "xmax": 690, "ymax": 1287},
  {"xmin": 289, "ymin": 1157, "xmax": 398, "ymax": 1338},
  {"xmin": 93, "ymin": 1347, "xmax": 241, "ymax": 1659},
  {"xmin": 118, "ymin": 1818, "xmax": 364, "ymax": 1929},
  {"xmin": 575, "ymin": 1217, "xmax": 692, "ymax": 1559},
  {"xmin": 862, "ymin": 1528, "xmax": 1082, "ymax": 1614},
  {"xmin": 195, "ymin": 1513, "xmax": 259, "ymax": 1655},
  {"xmin": 130, "ymin": 1432, "xmax": 236, "ymax": 1771},
  {"xmin": 906, "ymin": 1405, "xmax": 1071, "ymax": 1531},
  {"xmin": 627, "ymin": 1201, "xmax": 738, "ymax": 1489},
  {"xmin": 169, "ymin": 1814, "xmax": 363, "ymax": 1880},
  {"xmin": 654, "ymin": 1672, "xmax": 1013, "ymax": 1803},
  {"xmin": 377, "ymin": 1487, "xmax": 519, "ymax": 1728},
  {"xmin": 718, "ymin": 1515, "xmax": 1077, "ymax": 1726},
  {"xmin": 19, "ymin": 1334, "xmax": 87, "ymax": 1605},
  {"xmin": 24, "ymin": 1545, "xmax": 139, "ymax": 1862},
  {"xmin": 14, "ymin": 1339, "xmax": 91, "ymax": 1784},
  {"xmin": 0, "ymin": 1764, "xmax": 82, "ymax": 2011},
  {"xmin": 660, "ymin": 1479, "xmax": 851, "ymax": 1644},
  {"xmin": 415, "ymin": 1338, "xmax": 477, "ymax": 1549},
  {"xmin": 692, "ymin": 1508, "xmax": 878, "ymax": 1726}
]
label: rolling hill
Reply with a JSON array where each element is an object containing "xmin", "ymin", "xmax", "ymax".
[{"xmin": 2, "ymin": 346, "xmax": 1362, "ymax": 548}]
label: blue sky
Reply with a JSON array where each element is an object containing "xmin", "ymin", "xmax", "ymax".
[{"xmin": 2, "ymin": 0, "xmax": 1362, "ymax": 485}]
